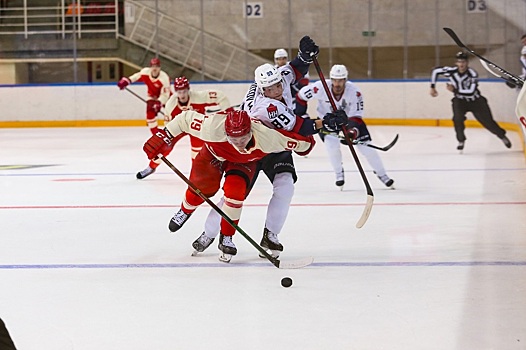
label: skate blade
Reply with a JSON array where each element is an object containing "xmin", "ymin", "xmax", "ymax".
[
  {"xmin": 191, "ymin": 250, "xmax": 199, "ymax": 257},
  {"xmin": 218, "ymin": 253, "xmax": 232, "ymax": 263}
]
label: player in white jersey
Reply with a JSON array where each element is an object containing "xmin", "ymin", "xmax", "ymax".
[
  {"xmin": 296, "ymin": 64, "xmax": 395, "ymax": 189},
  {"xmin": 117, "ymin": 58, "xmax": 171, "ymax": 134},
  {"xmin": 192, "ymin": 36, "xmax": 348, "ymax": 258},
  {"xmin": 142, "ymin": 110, "xmax": 317, "ymax": 262}
]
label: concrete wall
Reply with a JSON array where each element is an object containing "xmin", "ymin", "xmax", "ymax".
[{"xmin": 133, "ymin": 0, "xmax": 526, "ymax": 74}]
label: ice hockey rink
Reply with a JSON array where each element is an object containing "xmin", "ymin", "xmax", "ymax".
[{"xmin": 0, "ymin": 125, "xmax": 525, "ymax": 350}]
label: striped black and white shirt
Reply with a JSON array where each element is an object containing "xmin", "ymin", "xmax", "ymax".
[{"xmin": 430, "ymin": 66, "xmax": 481, "ymax": 100}]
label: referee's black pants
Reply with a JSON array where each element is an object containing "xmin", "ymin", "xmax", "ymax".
[
  {"xmin": 0, "ymin": 318, "xmax": 16, "ymax": 350},
  {"xmin": 451, "ymin": 96, "xmax": 506, "ymax": 142}
]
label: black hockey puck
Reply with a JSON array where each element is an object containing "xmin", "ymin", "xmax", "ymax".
[{"xmin": 281, "ymin": 277, "xmax": 293, "ymax": 288}]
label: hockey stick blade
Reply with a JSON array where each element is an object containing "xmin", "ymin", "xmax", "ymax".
[
  {"xmin": 319, "ymin": 130, "xmax": 399, "ymax": 152},
  {"xmin": 373, "ymin": 133, "xmax": 399, "ymax": 151},
  {"xmin": 443, "ymin": 27, "xmax": 524, "ymax": 87},
  {"xmin": 276, "ymin": 256, "xmax": 314, "ymax": 269},
  {"xmin": 356, "ymin": 194, "xmax": 374, "ymax": 229}
]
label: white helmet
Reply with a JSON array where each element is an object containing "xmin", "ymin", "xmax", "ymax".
[
  {"xmin": 274, "ymin": 48, "xmax": 288, "ymax": 59},
  {"xmin": 330, "ymin": 64, "xmax": 348, "ymax": 80},
  {"xmin": 254, "ymin": 63, "xmax": 282, "ymax": 89}
]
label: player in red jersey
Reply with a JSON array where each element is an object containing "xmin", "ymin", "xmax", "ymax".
[
  {"xmin": 117, "ymin": 57, "xmax": 171, "ymax": 134},
  {"xmin": 135, "ymin": 76, "xmax": 233, "ymax": 179}
]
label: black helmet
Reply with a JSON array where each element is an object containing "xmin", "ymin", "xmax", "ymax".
[{"xmin": 456, "ymin": 51, "xmax": 468, "ymax": 60}]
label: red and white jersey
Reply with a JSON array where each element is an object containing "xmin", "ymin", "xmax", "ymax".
[
  {"xmin": 164, "ymin": 89, "xmax": 230, "ymax": 121},
  {"xmin": 128, "ymin": 67, "xmax": 171, "ymax": 104},
  {"xmin": 298, "ymin": 80, "xmax": 364, "ymax": 118},
  {"xmin": 165, "ymin": 110, "xmax": 314, "ymax": 163},
  {"xmin": 241, "ymin": 64, "xmax": 299, "ymax": 131},
  {"xmin": 164, "ymin": 89, "xmax": 231, "ymax": 158}
]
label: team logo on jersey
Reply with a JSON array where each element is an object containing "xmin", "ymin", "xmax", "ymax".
[
  {"xmin": 313, "ymin": 86, "xmax": 319, "ymax": 93},
  {"xmin": 356, "ymin": 92, "xmax": 361, "ymax": 97},
  {"xmin": 209, "ymin": 91, "xmax": 217, "ymax": 99},
  {"xmin": 267, "ymin": 104, "xmax": 279, "ymax": 119}
]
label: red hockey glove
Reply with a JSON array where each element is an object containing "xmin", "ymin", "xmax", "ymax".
[
  {"xmin": 117, "ymin": 77, "xmax": 131, "ymax": 90},
  {"xmin": 143, "ymin": 128, "xmax": 172, "ymax": 159},
  {"xmin": 147, "ymin": 99, "xmax": 162, "ymax": 114}
]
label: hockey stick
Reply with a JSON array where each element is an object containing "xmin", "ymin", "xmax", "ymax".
[
  {"xmin": 311, "ymin": 55, "xmax": 374, "ymax": 228},
  {"xmin": 204, "ymin": 104, "xmax": 241, "ymax": 114},
  {"xmin": 160, "ymin": 156, "xmax": 314, "ymax": 269},
  {"xmin": 443, "ymin": 27, "xmax": 524, "ymax": 88},
  {"xmin": 479, "ymin": 59, "xmax": 521, "ymax": 87},
  {"xmin": 125, "ymin": 87, "xmax": 166, "ymax": 116},
  {"xmin": 319, "ymin": 129, "xmax": 399, "ymax": 152},
  {"xmin": 125, "ymin": 86, "xmax": 147, "ymax": 103}
]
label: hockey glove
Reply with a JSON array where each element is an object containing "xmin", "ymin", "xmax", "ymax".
[
  {"xmin": 117, "ymin": 77, "xmax": 131, "ymax": 90},
  {"xmin": 340, "ymin": 127, "xmax": 358, "ymax": 145},
  {"xmin": 143, "ymin": 128, "xmax": 173, "ymax": 159},
  {"xmin": 147, "ymin": 99, "xmax": 162, "ymax": 114},
  {"xmin": 298, "ymin": 36, "xmax": 319, "ymax": 64},
  {"xmin": 505, "ymin": 81, "xmax": 517, "ymax": 89},
  {"xmin": 322, "ymin": 109, "xmax": 348, "ymax": 132}
]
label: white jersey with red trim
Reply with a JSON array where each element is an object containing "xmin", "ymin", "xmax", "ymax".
[
  {"xmin": 164, "ymin": 110, "xmax": 313, "ymax": 163},
  {"xmin": 241, "ymin": 64, "xmax": 298, "ymax": 131},
  {"xmin": 164, "ymin": 89, "xmax": 231, "ymax": 159},
  {"xmin": 128, "ymin": 67, "xmax": 171, "ymax": 104},
  {"xmin": 164, "ymin": 89, "xmax": 230, "ymax": 121},
  {"xmin": 298, "ymin": 79, "xmax": 364, "ymax": 118}
]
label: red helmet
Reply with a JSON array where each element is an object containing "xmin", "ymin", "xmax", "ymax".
[
  {"xmin": 150, "ymin": 58, "xmax": 161, "ymax": 67},
  {"xmin": 174, "ymin": 76, "xmax": 190, "ymax": 91},
  {"xmin": 225, "ymin": 110, "xmax": 251, "ymax": 137}
]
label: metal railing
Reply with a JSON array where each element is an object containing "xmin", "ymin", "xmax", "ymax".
[
  {"xmin": 120, "ymin": 0, "xmax": 269, "ymax": 81},
  {"xmin": 0, "ymin": 0, "xmax": 119, "ymax": 38},
  {"xmin": 0, "ymin": 0, "xmax": 268, "ymax": 80}
]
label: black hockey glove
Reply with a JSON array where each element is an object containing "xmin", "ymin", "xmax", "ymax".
[
  {"xmin": 322, "ymin": 110, "xmax": 348, "ymax": 132},
  {"xmin": 298, "ymin": 36, "xmax": 319, "ymax": 64},
  {"xmin": 505, "ymin": 80, "xmax": 517, "ymax": 89}
]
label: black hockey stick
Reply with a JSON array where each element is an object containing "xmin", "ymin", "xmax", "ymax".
[
  {"xmin": 311, "ymin": 55, "xmax": 374, "ymax": 228},
  {"xmin": 160, "ymin": 156, "xmax": 314, "ymax": 269},
  {"xmin": 125, "ymin": 86, "xmax": 147, "ymax": 103},
  {"xmin": 125, "ymin": 87, "xmax": 166, "ymax": 116},
  {"xmin": 443, "ymin": 27, "xmax": 525, "ymax": 88},
  {"xmin": 319, "ymin": 129, "xmax": 399, "ymax": 152}
]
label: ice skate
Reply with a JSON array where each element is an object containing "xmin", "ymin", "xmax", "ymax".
[
  {"xmin": 218, "ymin": 234, "xmax": 237, "ymax": 263},
  {"xmin": 374, "ymin": 171, "xmax": 394, "ymax": 189},
  {"xmin": 457, "ymin": 141, "xmax": 465, "ymax": 153},
  {"xmin": 136, "ymin": 166, "xmax": 155, "ymax": 179},
  {"xmin": 168, "ymin": 209, "xmax": 192, "ymax": 233},
  {"xmin": 335, "ymin": 170, "xmax": 345, "ymax": 190},
  {"xmin": 191, "ymin": 232, "xmax": 215, "ymax": 256},
  {"xmin": 259, "ymin": 227, "xmax": 283, "ymax": 259},
  {"xmin": 500, "ymin": 136, "xmax": 512, "ymax": 149}
]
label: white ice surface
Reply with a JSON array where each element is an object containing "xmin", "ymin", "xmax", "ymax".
[{"xmin": 0, "ymin": 126, "xmax": 525, "ymax": 350}]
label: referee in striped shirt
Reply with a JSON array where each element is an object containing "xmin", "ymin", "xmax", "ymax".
[{"xmin": 430, "ymin": 51, "xmax": 512, "ymax": 151}]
